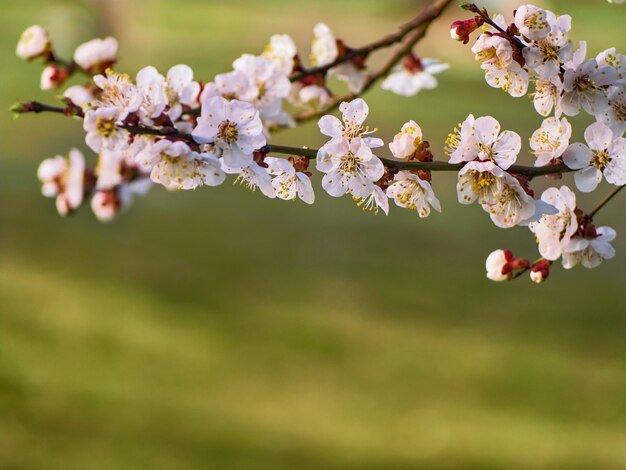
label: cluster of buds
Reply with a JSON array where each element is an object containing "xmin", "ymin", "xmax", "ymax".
[{"xmin": 13, "ymin": 1, "xmax": 625, "ymax": 284}]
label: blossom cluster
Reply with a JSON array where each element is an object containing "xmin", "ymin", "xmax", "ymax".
[
  {"xmin": 450, "ymin": 2, "xmax": 625, "ymax": 282},
  {"xmin": 16, "ymin": 20, "xmax": 448, "ymax": 221},
  {"xmin": 13, "ymin": 1, "xmax": 625, "ymax": 283}
]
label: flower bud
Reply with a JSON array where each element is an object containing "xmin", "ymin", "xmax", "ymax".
[
  {"xmin": 73, "ymin": 37, "xmax": 118, "ymax": 73},
  {"xmin": 16, "ymin": 25, "xmax": 50, "ymax": 60},
  {"xmin": 40, "ymin": 65, "xmax": 69, "ymax": 90},
  {"xmin": 530, "ymin": 259, "xmax": 551, "ymax": 283},
  {"xmin": 450, "ymin": 17, "xmax": 484, "ymax": 45},
  {"xmin": 486, "ymin": 249, "xmax": 511, "ymax": 281}
]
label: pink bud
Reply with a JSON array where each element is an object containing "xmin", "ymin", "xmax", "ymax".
[{"xmin": 450, "ymin": 17, "xmax": 485, "ymax": 45}]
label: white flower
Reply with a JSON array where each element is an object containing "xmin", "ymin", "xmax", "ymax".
[
  {"xmin": 456, "ymin": 160, "xmax": 508, "ymax": 205},
  {"xmin": 63, "ymin": 85, "xmax": 95, "ymax": 110},
  {"xmin": 316, "ymin": 137, "xmax": 384, "ymax": 198},
  {"xmin": 201, "ymin": 70, "xmax": 258, "ymax": 103},
  {"xmin": 563, "ymin": 122, "xmax": 626, "ymax": 192},
  {"xmin": 485, "ymin": 249, "xmax": 510, "ymax": 281},
  {"xmin": 73, "ymin": 37, "xmax": 118, "ymax": 72},
  {"xmin": 528, "ymin": 186, "xmax": 578, "ymax": 260},
  {"xmin": 232, "ymin": 54, "xmax": 290, "ymax": 116},
  {"xmin": 37, "ymin": 148, "xmax": 85, "ymax": 215},
  {"xmin": 310, "ymin": 23, "xmax": 365, "ymax": 93},
  {"xmin": 311, "ymin": 23, "xmax": 338, "ymax": 67},
  {"xmin": 562, "ymin": 226, "xmax": 617, "ymax": 269},
  {"xmin": 483, "ymin": 61, "xmax": 529, "ymax": 98},
  {"xmin": 448, "ymin": 115, "xmax": 521, "ymax": 170},
  {"xmin": 290, "ymin": 85, "xmax": 330, "ymax": 111},
  {"xmin": 472, "ymin": 34, "xmax": 513, "ymax": 69},
  {"xmin": 598, "ymin": 86, "xmax": 626, "ymax": 136},
  {"xmin": 222, "ymin": 161, "xmax": 276, "ymax": 198},
  {"xmin": 561, "ymin": 59, "xmax": 617, "ymax": 116},
  {"xmin": 608, "ymin": 0, "xmax": 626, "ymax": 3},
  {"xmin": 192, "ymin": 96, "xmax": 266, "ymax": 168},
  {"xmin": 382, "ymin": 57, "xmax": 449, "ymax": 97},
  {"xmin": 265, "ymin": 157, "xmax": 315, "ymax": 204},
  {"xmin": 522, "ymin": 14, "xmax": 573, "ymax": 80},
  {"xmin": 16, "ymin": 25, "xmax": 49, "ymax": 60},
  {"xmin": 136, "ymin": 66, "xmax": 168, "ymax": 124},
  {"xmin": 532, "ymin": 76, "xmax": 563, "ymax": 117},
  {"xmin": 142, "ymin": 140, "xmax": 225, "ymax": 190},
  {"xmin": 482, "ymin": 176, "xmax": 536, "ymax": 228},
  {"xmin": 318, "ymin": 98, "xmax": 383, "ymax": 149},
  {"xmin": 262, "ymin": 34, "xmax": 297, "ymax": 75},
  {"xmin": 83, "ymin": 107, "xmax": 128, "ymax": 153},
  {"xmin": 355, "ymin": 186, "xmax": 389, "ymax": 215},
  {"xmin": 530, "ymin": 117, "xmax": 572, "ymax": 166},
  {"xmin": 388, "ymin": 120, "xmax": 423, "ymax": 160},
  {"xmin": 514, "ymin": 5, "xmax": 550, "ymax": 41},
  {"xmin": 596, "ymin": 48, "xmax": 626, "ymax": 86},
  {"xmin": 93, "ymin": 69, "xmax": 142, "ymax": 120},
  {"xmin": 165, "ymin": 64, "xmax": 201, "ymax": 120},
  {"xmin": 471, "ymin": 33, "xmax": 529, "ymax": 97},
  {"xmin": 387, "ymin": 171, "xmax": 441, "ymax": 217}
]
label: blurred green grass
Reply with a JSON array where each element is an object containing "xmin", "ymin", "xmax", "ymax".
[{"xmin": 1, "ymin": 1, "xmax": 626, "ymax": 469}]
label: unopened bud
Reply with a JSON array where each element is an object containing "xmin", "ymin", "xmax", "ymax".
[
  {"xmin": 450, "ymin": 17, "xmax": 485, "ymax": 44},
  {"xmin": 40, "ymin": 65, "xmax": 69, "ymax": 90},
  {"xmin": 530, "ymin": 259, "xmax": 551, "ymax": 283}
]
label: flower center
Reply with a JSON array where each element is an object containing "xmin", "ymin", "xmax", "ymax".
[
  {"xmin": 470, "ymin": 170, "xmax": 496, "ymax": 196},
  {"xmin": 96, "ymin": 118, "xmax": 116, "ymax": 137},
  {"xmin": 573, "ymin": 75, "xmax": 598, "ymax": 94},
  {"xmin": 338, "ymin": 152, "xmax": 359, "ymax": 175},
  {"xmin": 218, "ymin": 120, "xmax": 239, "ymax": 143},
  {"xmin": 539, "ymin": 41, "xmax": 559, "ymax": 62},
  {"xmin": 591, "ymin": 149, "xmax": 610, "ymax": 169},
  {"xmin": 613, "ymin": 101, "xmax": 626, "ymax": 122},
  {"xmin": 478, "ymin": 142, "xmax": 495, "ymax": 160}
]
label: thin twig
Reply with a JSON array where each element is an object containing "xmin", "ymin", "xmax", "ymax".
[
  {"xmin": 288, "ymin": 0, "xmax": 454, "ymax": 126},
  {"xmin": 290, "ymin": 0, "xmax": 453, "ymax": 82},
  {"xmin": 589, "ymin": 184, "xmax": 625, "ymax": 218}
]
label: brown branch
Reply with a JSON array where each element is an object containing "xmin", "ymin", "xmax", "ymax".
[
  {"xmin": 288, "ymin": 0, "xmax": 454, "ymax": 126},
  {"xmin": 290, "ymin": 0, "xmax": 453, "ymax": 82},
  {"xmin": 13, "ymin": 100, "xmax": 573, "ymax": 178}
]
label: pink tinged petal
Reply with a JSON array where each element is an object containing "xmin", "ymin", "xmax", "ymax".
[
  {"xmin": 340, "ymin": 98, "xmax": 369, "ymax": 125},
  {"xmin": 318, "ymin": 115, "xmax": 343, "ymax": 138},
  {"xmin": 563, "ymin": 143, "xmax": 593, "ymax": 169},
  {"xmin": 322, "ymin": 171, "xmax": 348, "ymax": 197},
  {"xmin": 564, "ymin": 238, "xmax": 589, "ymax": 253},
  {"xmin": 296, "ymin": 172, "xmax": 315, "ymax": 204},
  {"xmin": 604, "ymin": 158, "xmax": 626, "ymax": 186},
  {"xmin": 473, "ymin": 116, "xmax": 501, "ymax": 146},
  {"xmin": 584, "ymin": 122, "xmax": 614, "ymax": 151},
  {"xmin": 597, "ymin": 226, "xmax": 617, "ymax": 243},
  {"xmin": 363, "ymin": 137, "xmax": 384, "ymax": 149},
  {"xmin": 590, "ymin": 239, "xmax": 615, "ymax": 260},
  {"xmin": 560, "ymin": 91, "xmax": 581, "ymax": 117},
  {"xmin": 362, "ymin": 156, "xmax": 385, "ymax": 182},
  {"xmin": 492, "ymin": 130, "xmax": 521, "ymax": 169},
  {"xmin": 347, "ymin": 172, "xmax": 373, "ymax": 198},
  {"xmin": 456, "ymin": 173, "xmax": 478, "ymax": 205},
  {"xmin": 575, "ymin": 167, "xmax": 602, "ymax": 192},
  {"xmin": 222, "ymin": 145, "xmax": 253, "ymax": 168}
]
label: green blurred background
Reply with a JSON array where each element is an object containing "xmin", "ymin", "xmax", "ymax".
[{"xmin": 1, "ymin": 1, "xmax": 625, "ymax": 469}]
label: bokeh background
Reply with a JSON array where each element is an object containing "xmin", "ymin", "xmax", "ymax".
[{"xmin": 1, "ymin": 0, "xmax": 625, "ymax": 469}]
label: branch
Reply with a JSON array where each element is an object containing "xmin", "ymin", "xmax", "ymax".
[
  {"xmin": 289, "ymin": 0, "xmax": 454, "ymax": 126},
  {"xmin": 290, "ymin": 0, "xmax": 454, "ymax": 82},
  {"xmin": 12, "ymin": 100, "xmax": 573, "ymax": 178},
  {"xmin": 589, "ymin": 184, "xmax": 625, "ymax": 218}
]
